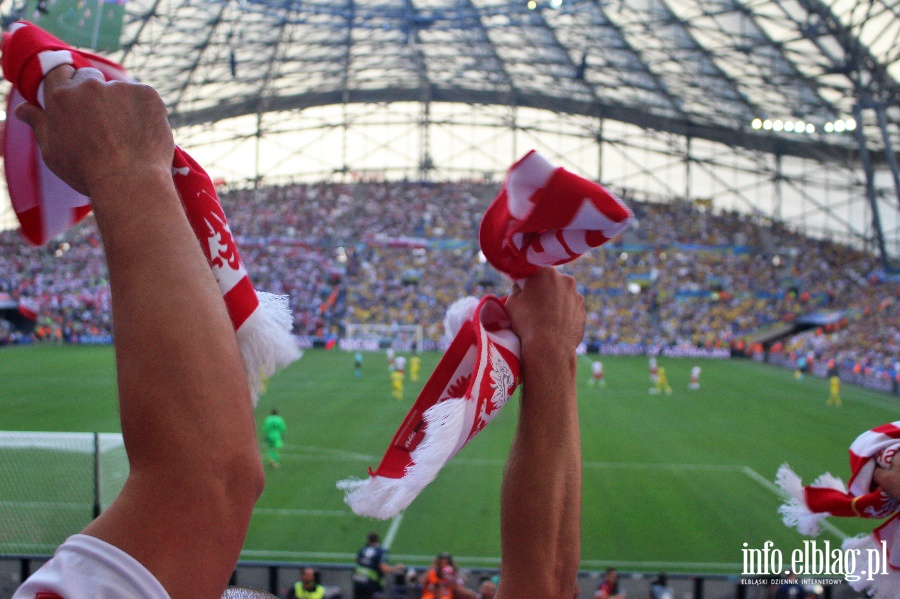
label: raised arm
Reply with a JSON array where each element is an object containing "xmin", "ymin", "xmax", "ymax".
[
  {"xmin": 17, "ymin": 66, "xmax": 264, "ymax": 598},
  {"xmin": 497, "ymin": 267, "xmax": 584, "ymax": 599}
]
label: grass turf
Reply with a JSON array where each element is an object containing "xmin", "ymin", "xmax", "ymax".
[{"xmin": 1, "ymin": 345, "xmax": 898, "ymax": 573}]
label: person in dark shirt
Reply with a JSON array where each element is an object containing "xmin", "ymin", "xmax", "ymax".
[{"xmin": 352, "ymin": 532, "xmax": 403, "ymax": 599}]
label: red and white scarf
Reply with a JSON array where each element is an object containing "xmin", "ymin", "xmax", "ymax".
[
  {"xmin": 777, "ymin": 422, "xmax": 900, "ymax": 596},
  {"xmin": 339, "ymin": 150, "xmax": 632, "ymax": 518},
  {"xmin": 2, "ymin": 22, "xmax": 300, "ymax": 402}
]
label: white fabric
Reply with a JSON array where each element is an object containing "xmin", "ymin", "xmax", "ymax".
[{"xmin": 14, "ymin": 534, "xmax": 170, "ymax": 599}]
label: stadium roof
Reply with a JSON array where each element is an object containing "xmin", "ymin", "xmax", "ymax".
[
  {"xmin": 80, "ymin": 0, "xmax": 900, "ymax": 162},
  {"xmin": 5, "ymin": 0, "xmax": 900, "ymax": 261}
]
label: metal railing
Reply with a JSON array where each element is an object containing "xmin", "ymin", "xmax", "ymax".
[{"xmin": 0, "ymin": 555, "xmax": 861, "ymax": 599}]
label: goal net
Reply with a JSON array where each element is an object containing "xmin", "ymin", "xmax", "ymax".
[
  {"xmin": 341, "ymin": 323, "xmax": 424, "ymax": 352},
  {"xmin": 0, "ymin": 431, "xmax": 128, "ymax": 554}
]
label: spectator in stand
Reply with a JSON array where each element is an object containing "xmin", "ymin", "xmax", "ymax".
[
  {"xmin": 420, "ymin": 553, "xmax": 459, "ymax": 599},
  {"xmin": 649, "ymin": 574, "xmax": 673, "ymax": 599},
  {"xmin": 3, "ymin": 177, "xmax": 890, "ymax": 356},
  {"xmin": 595, "ymin": 568, "xmax": 625, "ymax": 599},
  {"xmin": 285, "ymin": 568, "xmax": 325, "ymax": 599}
]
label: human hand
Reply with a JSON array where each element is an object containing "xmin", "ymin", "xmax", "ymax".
[
  {"xmin": 504, "ymin": 267, "xmax": 585, "ymax": 356},
  {"xmin": 14, "ymin": 64, "xmax": 174, "ymax": 198},
  {"xmin": 873, "ymin": 452, "xmax": 900, "ymax": 502}
]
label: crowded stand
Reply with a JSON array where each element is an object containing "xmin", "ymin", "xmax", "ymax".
[{"xmin": 1, "ymin": 179, "xmax": 897, "ymax": 390}]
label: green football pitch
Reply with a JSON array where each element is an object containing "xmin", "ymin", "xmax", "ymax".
[{"xmin": 1, "ymin": 345, "xmax": 898, "ymax": 574}]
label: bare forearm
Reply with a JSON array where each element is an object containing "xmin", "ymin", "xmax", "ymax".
[
  {"xmin": 93, "ymin": 170, "xmax": 256, "ymax": 471},
  {"xmin": 499, "ymin": 345, "xmax": 581, "ymax": 599},
  {"xmin": 82, "ymin": 170, "xmax": 262, "ymax": 597}
]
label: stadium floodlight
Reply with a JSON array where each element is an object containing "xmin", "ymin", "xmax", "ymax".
[
  {"xmin": 846, "ymin": 118, "xmax": 857, "ymax": 131},
  {"xmin": 834, "ymin": 120, "xmax": 846, "ymax": 132},
  {"xmin": 763, "ymin": 120, "xmax": 773, "ymax": 130},
  {"xmin": 752, "ymin": 118, "xmax": 762, "ymax": 129},
  {"xmin": 824, "ymin": 122, "xmax": 834, "ymax": 132},
  {"xmin": 795, "ymin": 121, "xmax": 804, "ymax": 132},
  {"xmin": 784, "ymin": 121, "xmax": 794, "ymax": 132},
  {"xmin": 805, "ymin": 123, "xmax": 815, "ymax": 134},
  {"xmin": 773, "ymin": 120, "xmax": 784, "ymax": 131},
  {"xmin": 526, "ymin": 0, "xmax": 537, "ymax": 9},
  {"xmin": 550, "ymin": 0, "xmax": 563, "ymax": 7}
]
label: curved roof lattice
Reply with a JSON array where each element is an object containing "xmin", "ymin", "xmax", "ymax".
[{"xmin": 72, "ymin": 0, "xmax": 900, "ymax": 161}]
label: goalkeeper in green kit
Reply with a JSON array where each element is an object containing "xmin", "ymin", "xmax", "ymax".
[{"xmin": 263, "ymin": 409, "xmax": 287, "ymax": 469}]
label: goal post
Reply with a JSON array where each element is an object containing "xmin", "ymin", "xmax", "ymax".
[
  {"xmin": 0, "ymin": 431, "xmax": 128, "ymax": 554},
  {"xmin": 341, "ymin": 323, "xmax": 424, "ymax": 352}
]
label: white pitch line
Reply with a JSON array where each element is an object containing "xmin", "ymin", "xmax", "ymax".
[
  {"xmin": 279, "ymin": 451, "xmax": 745, "ymax": 473},
  {"xmin": 445, "ymin": 458, "xmax": 741, "ymax": 471},
  {"xmin": 238, "ymin": 548, "xmax": 741, "ymax": 570},
  {"xmin": 280, "ymin": 454, "xmax": 373, "ymax": 463},
  {"xmin": 281, "ymin": 444, "xmax": 376, "ymax": 460},
  {"xmin": 0, "ymin": 500, "xmax": 91, "ymax": 510},
  {"xmin": 253, "ymin": 508, "xmax": 350, "ymax": 517},
  {"xmin": 240, "ymin": 549, "xmax": 357, "ymax": 561},
  {"xmin": 383, "ymin": 511, "xmax": 405, "ymax": 549},
  {"xmin": 0, "ymin": 542, "xmax": 58, "ymax": 552},
  {"xmin": 741, "ymin": 466, "xmax": 849, "ymax": 541}
]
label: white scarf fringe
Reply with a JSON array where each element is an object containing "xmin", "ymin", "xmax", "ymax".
[
  {"xmin": 338, "ymin": 397, "xmax": 468, "ymax": 519},
  {"xmin": 775, "ymin": 463, "xmax": 837, "ymax": 536},
  {"xmin": 442, "ymin": 296, "xmax": 479, "ymax": 344},
  {"xmin": 236, "ymin": 291, "xmax": 301, "ymax": 405}
]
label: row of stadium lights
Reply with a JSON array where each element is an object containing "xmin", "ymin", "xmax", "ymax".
[
  {"xmin": 527, "ymin": 0, "xmax": 564, "ymax": 9},
  {"xmin": 751, "ymin": 118, "xmax": 857, "ymax": 134}
]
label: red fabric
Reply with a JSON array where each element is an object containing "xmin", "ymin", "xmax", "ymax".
[
  {"xmin": 802, "ymin": 421, "xmax": 900, "ymax": 519},
  {"xmin": 342, "ymin": 151, "xmax": 631, "ymax": 518},
  {"xmin": 480, "ymin": 150, "xmax": 632, "ymax": 280},
  {"xmin": 805, "ymin": 487, "xmax": 897, "ymax": 519},
  {"xmin": 370, "ymin": 295, "xmax": 519, "ymax": 480},
  {"xmin": 2, "ymin": 21, "xmax": 259, "ymax": 330}
]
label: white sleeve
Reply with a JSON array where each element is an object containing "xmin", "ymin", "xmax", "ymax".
[{"xmin": 14, "ymin": 534, "xmax": 171, "ymax": 599}]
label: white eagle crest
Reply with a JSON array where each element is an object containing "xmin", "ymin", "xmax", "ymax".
[{"xmin": 480, "ymin": 344, "xmax": 514, "ymax": 425}]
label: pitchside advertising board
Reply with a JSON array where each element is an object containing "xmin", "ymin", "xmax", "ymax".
[{"xmin": 22, "ymin": 0, "xmax": 125, "ymax": 52}]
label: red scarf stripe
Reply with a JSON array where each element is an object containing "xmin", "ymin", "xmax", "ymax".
[{"xmin": 2, "ymin": 21, "xmax": 260, "ymax": 331}]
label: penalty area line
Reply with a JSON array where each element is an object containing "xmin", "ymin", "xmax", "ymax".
[
  {"xmin": 383, "ymin": 511, "xmax": 405, "ymax": 549},
  {"xmin": 740, "ymin": 466, "xmax": 849, "ymax": 541}
]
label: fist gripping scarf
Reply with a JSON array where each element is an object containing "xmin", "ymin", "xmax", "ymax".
[
  {"xmin": 2, "ymin": 21, "xmax": 300, "ymax": 402},
  {"xmin": 776, "ymin": 422, "xmax": 900, "ymax": 597},
  {"xmin": 338, "ymin": 150, "xmax": 632, "ymax": 518}
]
